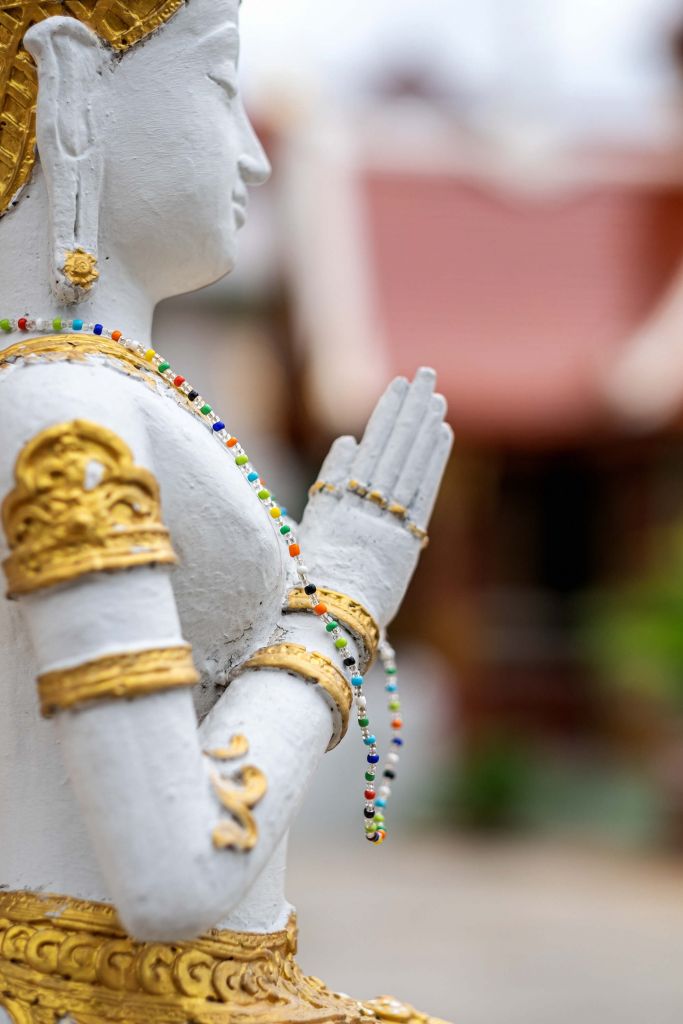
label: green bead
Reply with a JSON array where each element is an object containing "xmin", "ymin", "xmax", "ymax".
[
  {"xmin": 0, "ymin": 319, "xmax": 11, "ymax": 332},
  {"xmin": 365, "ymin": 771, "xmax": 375, "ymax": 782},
  {"xmin": 280, "ymin": 525, "xmax": 291, "ymax": 535},
  {"xmin": 358, "ymin": 717, "xmax": 369, "ymax": 727},
  {"xmin": 52, "ymin": 318, "xmax": 62, "ymax": 331},
  {"xmin": 385, "ymin": 667, "xmax": 397, "ymax": 675},
  {"xmin": 365, "ymin": 821, "xmax": 377, "ymax": 832},
  {"xmin": 258, "ymin": 489, "xmax": 270, "ymax": 500},
  {"xmin": 235, "ymin": 455, "xmax": 249, "ymax": 466},
  {"xmin": 157, "ymin": 362, "xmax": 170, "ymax": 373},
  {"xmin": 335, "ymin": 637, "xmax": 348, "ymax": 649},
  {"xmin": 389, "ymin": 701, "xmax": 401, "ymax": 712},
  {"xmin": 200, "ymin": 404, "xmax": 212, "ymax": 415},
  {"xmin": 325, "ymin": 621, "xmax": 339, "ymax": 632}
]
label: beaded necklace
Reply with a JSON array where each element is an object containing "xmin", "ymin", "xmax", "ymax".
[{"xmin": 0, "ymin": 315, "xmax": 404, "ymax": 844}]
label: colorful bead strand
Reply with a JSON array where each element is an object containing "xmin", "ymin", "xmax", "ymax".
[{"xmin": 0, "ymin": 316, "xmax": 403, "ymax": 844}]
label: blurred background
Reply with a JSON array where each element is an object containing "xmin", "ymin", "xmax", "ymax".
[{"xmin": 155, "ymin": 1, "xmax": 683, "ymax": 1021}]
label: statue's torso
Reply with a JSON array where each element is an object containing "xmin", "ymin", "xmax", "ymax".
[{"xmin": 0, "ymin": 351, "xmax": 287, "ymax": 895}]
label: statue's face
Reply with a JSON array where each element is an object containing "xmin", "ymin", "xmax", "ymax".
[{"xmin": 100, "ymin": 0, "xmax": 270, "ymax": 300}]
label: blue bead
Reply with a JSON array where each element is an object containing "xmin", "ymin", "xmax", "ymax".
[
  {"xmin": 247, "ymin": 472, "xmax": 259, "ymax": 482},
  {"xmin": 392, "ymin": 737, "xmax": 404, "ymax": 746},
  {"xmin": 212, "ymin": 421, "xmax": 225, "ymax": 432},
  {"xmin": 73, "ymin": 319, "xmax": 83, "ymax": 331},
  {"xmin": 385, "ymin": 683, "xmax": 397, "ymax": 692},
  {"xmin": 352, "ymin": 675, "xmax": 364, "ymax": 686},
  {"xmin": 376, "ymin": 797, "xmax": 387, "ymax": 808},
  {"xmin": 367, "ymin": 753, "xmax": 380, "ymax": 764},
  {"xmin": 280, "ymin": 508, "xmax": 288, "ymax": 517},
  {"xmin": 93, "ymin": 323, "xmax": 103, "ymax": 335},
  {"xmin": 363, "ymin": 735, "xmax": 376, "ymax": 746}
]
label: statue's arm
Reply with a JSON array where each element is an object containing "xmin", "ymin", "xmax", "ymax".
[{"xmin": 0, "ymin": 369, "xmax": 343, "ymax": 941}]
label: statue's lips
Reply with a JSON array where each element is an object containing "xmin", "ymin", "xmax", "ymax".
[{"xmin": 232, "ymin": 191, "xmax": 248, "ymax": 227}]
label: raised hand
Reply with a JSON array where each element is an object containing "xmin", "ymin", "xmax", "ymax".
[{"xmin": 298, "ymin": 368, "xmax": 453, "ymax": 628}]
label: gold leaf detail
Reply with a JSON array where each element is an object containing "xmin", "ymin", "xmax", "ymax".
[
  {"xmin": 37, "ymin": 645, "xmax": 199, "ymax": 717},
  {"xmin": 63, "ymin": 248, "xmax": 99, "ymax": 289},
  {"xmin": 0, "ymin": 2, "xmax": 185, "ymax": 215},
  {"xmin": 0, "ymin": 889, "xmax": 383, "ymax": 1023},
  {"xmin": 204, "ymin": 733, "xmax": 250, "ymax": 761},
  {"xmin": 1, "ymin": 419, "xmax": 177, "ymax": 595},
  {"xmin": 210, "ymin": 764, "xmax": 268, "ymax": 853}
]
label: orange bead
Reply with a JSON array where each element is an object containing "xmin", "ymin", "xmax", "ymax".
[
  {"xmin": 391, "ymin": 718, "xmax": 403, "ymax": 729},
  {"xmin": 289, "ymin": 544, "xmax": 301, "ymax": 558},
  {"xmin": 111, "ymin": 330, "xmax": 122, "ymax": 341},
  {"xmin": 226, "ymin": 438, "xmax": 238, "ymax": 448},
  {"xmin": 314, "ymin": 603, "xmax": 327, "ymax": 616}
]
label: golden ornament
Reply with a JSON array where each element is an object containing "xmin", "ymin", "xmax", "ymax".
[{"xmin": 63, "ymin": 248, "xmax": 99, "ymax": 289}]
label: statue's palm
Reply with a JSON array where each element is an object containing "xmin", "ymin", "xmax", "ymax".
[{"xmin": 299, "ymin": 368, "xmax": 453, "ymax": 628}]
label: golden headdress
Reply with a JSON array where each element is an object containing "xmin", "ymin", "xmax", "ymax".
[{"xmin": 0, "ymin": 1, "xmax": 184, "ymax": 215}]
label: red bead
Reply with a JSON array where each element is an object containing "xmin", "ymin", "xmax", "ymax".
[
  {"xmin": 364, "ymin": 789, "xmax": 375, "ymax": 800},
  {"xmin": 173, "ymin": 376, "xmax": 185, "ymax": 388},
  {"xmin": 391, "ymin": 718, "xmax": 403, "ymax": 729},
  {"xmin": 289, "ymin": 543, "xmax": 301, "ymax": 558},
  {"xmin": 314, "ymin": 603, "xmax": 327, "ymax": 616},
  {"xmin": 17, "ymin": 318, "xmax": 27, "ymax": 331}
]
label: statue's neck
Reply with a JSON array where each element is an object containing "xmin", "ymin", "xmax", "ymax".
[{"xmin": 0, "ymin": 166, "xmax": 155, "ymax": 349}]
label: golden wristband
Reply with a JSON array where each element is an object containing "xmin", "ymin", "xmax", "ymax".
[
  {"xmin": 37, "ymin": 645, "xmax": 199, "ymax": 717},
  {"xmin": 241, "ymin": 643, "xmax": 352, "ymax": 751},
  {"xmin": 285, "ymin": 587, "xmax": 380, "ymax": 673}
]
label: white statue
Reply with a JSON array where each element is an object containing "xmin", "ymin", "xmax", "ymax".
[{"xmin": 0, "ymin": 3, "xmax": 452, "ymax": 1022}]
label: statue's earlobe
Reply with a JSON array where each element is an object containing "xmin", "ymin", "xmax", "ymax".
[{"xmin": 24, "ymin": 18, "xmax": 107, "ymax": 305}]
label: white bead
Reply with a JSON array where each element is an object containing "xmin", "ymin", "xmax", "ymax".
[
  {"xmin": 387, "ymin": 752, "xmax": 399, "ymax": 764},
  {"xmin": 357, "ymin": 696, "xmax": 367, "ymax": 709},
  {"xmin": 296, "ymin": 565, "xmax": 309, "ymax": 577}
]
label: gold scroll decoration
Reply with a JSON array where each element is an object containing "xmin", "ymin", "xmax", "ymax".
[
  {"xmin": 37, "ymin": 644, "xmax": 199, "ymax": 716},
  {"xmin": 203, "ymin": 733, "xmax": 268, "ymax": 853},
  {"xmin": 0, "ymin": 890, "xmax": 376, "ymax": 1024},
  {"xmin": 285, "ymin": 586, "xmax": 380, "ymax": 673},
  {"xmin": 242, "ymin": 643, "xmax": 352, "ymax": 752},
  {"xmin": 0, "ymin": 1, "xmax": 185, "ymax": 215},
  {"xmin": 1, "ymin": 419, "xmax": 177, "ymax": 596}
]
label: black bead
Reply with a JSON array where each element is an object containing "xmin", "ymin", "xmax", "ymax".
[
  {"xmin": 364, "ymin": 808, "xmax": 376, "ymax": 819},
  {"xmin": 187, "ymin": 389, "xmax": 199, "ymax": 402},
  {"xmin": 343, "ymin": 656, "xmax": 356, "ymax": 667},
  {"xmin": 304, "ymin": 584, "xmax": 317, "ymax": 595},
  {"xmin": 383, "ymin": 769, "xmax": 396, "ymax": 779}
]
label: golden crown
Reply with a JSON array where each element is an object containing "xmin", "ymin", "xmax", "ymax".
[{"xmin": 0, "ymin": 2, "xmax": 184, "ymax": 215}]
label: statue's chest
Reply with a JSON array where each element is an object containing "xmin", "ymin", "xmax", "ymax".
[{"xmin": 143, "ymin": 389, "xmax": 288, "ymax": 718}]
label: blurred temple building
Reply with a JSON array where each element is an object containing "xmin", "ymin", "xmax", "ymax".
[{"xmin": 157, "ymin": 0, "xmax": 683, "ymax": 847}]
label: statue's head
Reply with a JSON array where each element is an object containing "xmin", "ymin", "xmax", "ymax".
[{"xmin": 0, "ymin": 0, "xmax": 270, "ymax": 303}]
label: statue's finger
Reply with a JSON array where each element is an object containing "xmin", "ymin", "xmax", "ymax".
[
  {"xmin": 316, "ymin": 435, "xmax": 357, "ymax": 490},
  {"xmin": 369, "ymin": 368, "xmax": 436, "ymax": 496},
  {"xmin": 411, "ymin": 422, "xmax": 454, "ymax": 529},
  {"xmin": 350, "ymin": 376, "xmax": 408, "ymax": 484},
  {"xmin": 391, "ymin": 393, "xmax": 447, "ymax": 508}
]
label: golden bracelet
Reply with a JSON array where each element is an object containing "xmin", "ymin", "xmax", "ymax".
[
  {"xmin": 37, "ymin": 645, "xmax": 199, "ymax": 717},
  {"xmin": 241, "ymin": 643, "xmax": 352, "ymax": 751},
  {"xmin": 311, "ymin": 479, "xmax": 429, "ymax": 549},
  {"xmin": 285, "ymin": 587, "xmax": 380, "ymax": 673}
]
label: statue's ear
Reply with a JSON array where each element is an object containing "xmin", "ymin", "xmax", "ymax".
[{"xmin": 24, "ymin": 17, "xmax": 108, "ymax": 304}]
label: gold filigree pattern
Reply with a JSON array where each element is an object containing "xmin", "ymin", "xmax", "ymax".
[
  {"xmin": 210, "ymin": 764, "xmax": 268, "ymax": 852},
  {"xmin": 242, "ymin": 643, "xmax": 352, "ymax": 751},
  {"xmin": 63, "ymin": 248, "xmax": 99, "ymax": 288},
  {"xmin": 204, "ymin": 732, "xmax": 251, "ymax": 760},
  {"xmin": 285, "ymin": 587, "xmax": 380, "ymax": 672},
  {"xmin": 1, "ymin": 419, "xmax": 177, "ymax": 595},
  {"xmin": 0, "ymin": 890, "xmax": 372, "ymax": 1024},
  {"xmin": 365, "ymin": 997, "xmax": 452, "ymax": 1024},
  {"xmin": 37, "ymin": 645, "xmax": 199, "ymax": 716},
  {"xmin": 0, "ymin": 2, "xmax": 185, "ymax": 215}
]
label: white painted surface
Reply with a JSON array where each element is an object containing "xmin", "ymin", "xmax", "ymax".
[{"xmin": 0, "ymin": 0, "xmax": 451, "ymax": 942}]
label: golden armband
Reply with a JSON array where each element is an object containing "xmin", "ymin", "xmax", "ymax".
[
  {"xmin": 241, "ymin": 643, "xmax": 352, "ymax": 751},
  {"xmin": 37, "ymin": 645, "xmax": 199, "ymax": 717},
  {"xmin": 285, "ymin": 587, "xmax": 380, "ymax": 672},
  {"xmin": 1, "ymin": 419, "xmax": 177, "ymax": 596}
]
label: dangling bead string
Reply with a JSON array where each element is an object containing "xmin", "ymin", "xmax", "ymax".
[{"xmin": 0, "ymin": 316, "xmax": 404, "ymax": 844}]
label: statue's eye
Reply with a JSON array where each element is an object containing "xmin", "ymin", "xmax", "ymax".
[{"xmin": 209, "ymin": 66, "xmax": 239, "ymax": 101}]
